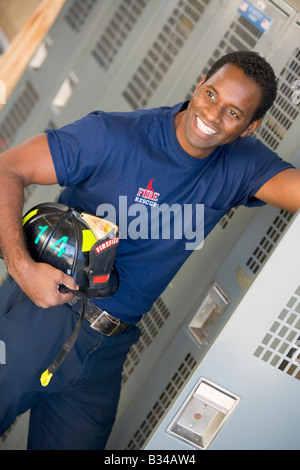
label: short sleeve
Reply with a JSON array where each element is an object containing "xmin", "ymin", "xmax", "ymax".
[
  {"xmin": 46, "ymin": 112, "xmax": 104, "ymax": 187},
  {"xmin": 230, "ymin": 137, "xmax": 295, "ymax": 208}
]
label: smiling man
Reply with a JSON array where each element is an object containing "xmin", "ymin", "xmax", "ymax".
[
  {"xmin": 0, "ymin": 50, "xmax": 299, "ymax": 450},
  {"xmin": 175, "ymin": 52, "xmax": 300, "ymax": 211},
  {"xmin": 175, "ymin": 63, "xmax": 263, "ymax": 157}
]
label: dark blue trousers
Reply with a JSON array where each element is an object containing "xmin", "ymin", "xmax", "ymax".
[{"xmin": 0, "ymin": 276, "xmax": 140, "ymax": 449}]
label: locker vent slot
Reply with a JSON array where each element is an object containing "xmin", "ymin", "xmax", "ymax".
[
  {"xmin": 0, "ymin": 82, "xmax": 39, "ymax": 150},
  {"xmin": 125, "ymin": 353, "xmax": 197, "ymax": 450},
  {"xmin": 122, "ymin": 297, "xmax": 171, "ymax": 385},
  {"xmin": 64, "ymin": 0, "xmax": 98, "ymax": 33},
  {"xmin": 218, "ymin": 207, "xmax": 239, "ymax": 230},
  {"xmin": 91, "ymin": 0, "xmax": 150, "ymax": 71},
  {"xmin": 254, "ymin": 47, "xmax": 300, "ymax": 151},
  {"xmin": 246, "ymin": 210, "xmax": 294, "ymax": 275},
  {"xmin": 254, "ymin": 284, "xmax": 300, "ymax": 381},
  {"xmin": 122, "ymin": 0, "xmax": 211, "ymax": 110}
]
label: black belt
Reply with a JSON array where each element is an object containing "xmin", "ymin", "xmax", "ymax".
[{"xmin": 81, "ymin": 300, "xmax": 129, "ymax": 336}]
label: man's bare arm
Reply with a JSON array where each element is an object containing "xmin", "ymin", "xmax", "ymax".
[
  {"xmin": 0, "ymin": 134, "xmax": 78, "ymax": 307},
  {"xmin": 254, "ymin": 168, "xmax": 300, "ymax": 213}
]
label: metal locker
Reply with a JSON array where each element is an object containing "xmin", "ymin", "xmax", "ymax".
[{"xmin": 145, "ymin": 210, "xmax": 300, "ymax": 450}]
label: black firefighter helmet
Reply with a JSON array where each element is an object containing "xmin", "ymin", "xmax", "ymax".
[{"xmin": 21, "ymin": 202, "xmax": 119, "ymax": 298}]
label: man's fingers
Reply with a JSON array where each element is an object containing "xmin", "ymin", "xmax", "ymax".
[{"xmin": 17, "ymin": 263, "xmax": 79, "ymax": 308}]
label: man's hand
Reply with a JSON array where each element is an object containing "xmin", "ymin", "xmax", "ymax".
[{"xmin": 11, "ymin": 259, "xmax": 79, "ymax": 308}]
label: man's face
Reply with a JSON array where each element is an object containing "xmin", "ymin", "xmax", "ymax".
[{"xmin": 175, "ymin": 63, "xmax": 263, "ymax": 158}]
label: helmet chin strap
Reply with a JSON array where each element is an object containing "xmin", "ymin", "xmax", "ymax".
[{"xmin": 40, "ymin": 285, "xmax": 87, "ymax": 387}]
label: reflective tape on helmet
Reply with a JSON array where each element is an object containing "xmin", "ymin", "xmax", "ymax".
[
  {"xmin": 93, "ymin": 274, "xmax": 110, "ymax": 284},
  {"xmin": 22, "ymin": 209, "xmax": 38, "ymax": 227},
  {"xmin": 82, "ymin": 229, "xmax": 97, "ymax": 252}
]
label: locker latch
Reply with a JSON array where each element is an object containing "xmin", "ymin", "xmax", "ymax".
[{"xmin": 167, "ymin": 378, "xmax": 240, "ymax": 449}]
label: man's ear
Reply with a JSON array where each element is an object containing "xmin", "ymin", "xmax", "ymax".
[
  {"xmin": 194, "ymin": 75, "xmax": 207, "ymax": 92},
  {"xmin": 240, "ymin": 118, "xmax": 262, "ymax": 137}
]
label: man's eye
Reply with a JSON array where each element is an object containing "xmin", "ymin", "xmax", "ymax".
[
  {"xmin": 206, "ymin": 91, "xmax": 215, "ymax": 99},
  {"xmin": 228, "ymin": 109, "xmax": 239, "ymax": 118}
]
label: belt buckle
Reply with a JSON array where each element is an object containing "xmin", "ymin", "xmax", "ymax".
[{"xmin": 90, "ymin": 311, "xmax": 121, "ymax": 336}]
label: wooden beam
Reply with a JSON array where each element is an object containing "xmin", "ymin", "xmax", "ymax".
[{"xmin": 0, "ymin": 0, "xmax": 66, "ymax": 110}]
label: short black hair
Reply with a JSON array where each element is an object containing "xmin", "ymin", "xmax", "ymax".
[{"xmin": 205, "ymin": 50, "xmax": 277, "ymax": 122}]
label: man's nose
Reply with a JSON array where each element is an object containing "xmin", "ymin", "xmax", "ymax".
[{"xmin": 203, "ymin": 104, "xmax": 222, "ymax": 124}]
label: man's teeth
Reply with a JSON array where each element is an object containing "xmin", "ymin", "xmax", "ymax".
[{"xmin": 196, "ymin": 117, "xmax": 217, "ymax": 135}]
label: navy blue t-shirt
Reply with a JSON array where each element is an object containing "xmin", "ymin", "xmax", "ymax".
[{"xmin": 47, "ymin": 102, "xmax": 293, "ymax": 322}]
